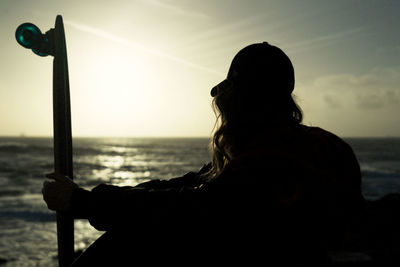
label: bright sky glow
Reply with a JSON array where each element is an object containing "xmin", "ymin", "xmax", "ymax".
[{"xmin": 0, "ymin": 0, "xmax": 399, "ymax": 137}]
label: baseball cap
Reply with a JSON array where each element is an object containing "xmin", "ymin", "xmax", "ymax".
[{"xmin": 211, "ymin": 42, "xmax": 295, "ymax": 97}]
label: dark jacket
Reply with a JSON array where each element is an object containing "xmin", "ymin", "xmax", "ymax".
[{"xmin": 71, "ymin": 125, "xmax": 364, "ymax": 266}]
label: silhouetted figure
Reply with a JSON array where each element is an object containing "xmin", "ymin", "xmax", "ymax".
[{"xmin": 42, "ymin": 42, "xmax": 365, "ymax": 266}]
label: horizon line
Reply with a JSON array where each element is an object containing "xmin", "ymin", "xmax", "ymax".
[
  {"xmin": 0, "ymin": 135, "xmax": 211, "ymax": 139},
  {"xmin": 1, "ymin": 135, "xmax": 399, "ymax": 139}
]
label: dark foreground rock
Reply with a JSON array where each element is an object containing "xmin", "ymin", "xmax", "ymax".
[
  {"xmin": 329, "ymin": 193, "xmax": 400, "ymax": 266},
  {"xmin": 0, "ymin": 257, "xmax": 11, "ymax": 266}
]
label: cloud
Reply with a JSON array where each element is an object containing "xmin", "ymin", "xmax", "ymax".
[
  {"xmin": 356, "ymin": 93, "xmax": 384, "ymax": 109},
  {"xmin": 295, "ymin": 67, "xmax": 400, "ymax": 136},
  {"xmin": 303, "ymin": 67, "xmax": 400, "ymax": 110},
  {"xmin": 323, "ymin": 94, "xmax": 342, "ymax": 109}
]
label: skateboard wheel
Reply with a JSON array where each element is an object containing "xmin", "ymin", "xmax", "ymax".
[
  {"xmin": 15, "ymin": 23, "xmax": 49, "ymax": 56},
  {"xmin": 16, "ymin": 23, "xmax": 42, "ymax": 48}
]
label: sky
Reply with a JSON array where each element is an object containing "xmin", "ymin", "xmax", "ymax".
[{"xmin": 0, "ymin": 0, "xmax": 399, "ymax": 137}]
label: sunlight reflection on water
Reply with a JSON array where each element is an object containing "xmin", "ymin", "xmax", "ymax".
[
  {"xmin": 0, "ymin": 137, "xmax": 210, "ymax": 265},
  {"xmin": 75, "ymin": 220, "xmax": 104, "ymax": 252},
  {"xmin": 111, "ymin": 171, "xmax": 151, "ymax": 186},
  {"xmin": 96, "ymin": 155, "xmax": 125, "ymax": 168}
]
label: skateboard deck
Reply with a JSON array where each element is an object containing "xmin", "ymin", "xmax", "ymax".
[{"xmin": 16, "ymin": 15, "xmax": 74, "ymax": 267}]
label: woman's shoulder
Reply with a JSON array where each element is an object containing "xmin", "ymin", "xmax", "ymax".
[
  {"xmin": 298, "ymin": 124, "xmax": 354, "ymax": 152},
  {"xmin": 299, "ymin": 124, "xmax": 341, "ymax": 140}
]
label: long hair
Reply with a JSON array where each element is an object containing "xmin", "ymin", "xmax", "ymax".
[{"xmin": 207, "ymin": 82, "xmax": 303, "ymax": 179}]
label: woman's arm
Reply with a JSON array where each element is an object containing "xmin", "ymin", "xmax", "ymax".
[{"xmin": 42, "ymin": 163, "xmax": 212, "ymax": 231}]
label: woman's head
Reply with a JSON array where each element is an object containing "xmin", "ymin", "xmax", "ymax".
[{"xmin": 208, "ymin": 42, "xmax": 303, "ymax": 177}]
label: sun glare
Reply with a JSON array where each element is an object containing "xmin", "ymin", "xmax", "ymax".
[{"xmin": 70, "ymin": 40, "xmax": 169, "ymax": 136}]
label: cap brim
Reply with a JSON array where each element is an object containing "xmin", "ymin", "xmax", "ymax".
[{"xmin": 211, "ymin": 79, "xmax": 231, "ymax": 97}]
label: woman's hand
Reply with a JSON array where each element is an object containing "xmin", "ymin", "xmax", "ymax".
[{"xmin": 42, "ymin": 173, "xmax": 79, "ymax": 212}]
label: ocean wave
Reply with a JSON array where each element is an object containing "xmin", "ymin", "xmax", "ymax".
[
  {"xmin": 0, "ymin": 141, "xmax": 53, "ymax": 155},
  {"xmin": 0, "ymin": 142, "xmax": 29, "ymax": 153},
  {"xmin": 0, "ymin": 190, "xmax": 25, "ymax": 197},
  {"xmin": 360, "ymin": 163, "xmax": 400, "ymax": 179},
  {"xmin": 0, "ymin": 162, "xmax": 15, "ymax": 172},
  {"xmin": 0, "ymin": 210, "xmax": 55, "ymax": 222},
  {"xmin": 0, "ymin": 141, "xmax": 28, "ymax": 147},
  {"xmin": 74, "ymin": 161, "xmax": 108, "ymax": 171},
  {"xmin": 362, "ymin": 170, "xmax": 400, "ymax": 179},
  {"xmin": 73, "ymin": 146, "xmax": 104, "ymax": 156}
]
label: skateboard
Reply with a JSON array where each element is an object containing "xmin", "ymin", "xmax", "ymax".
[{"xmin": 16, "ymin": 15, "xmax": 74, "ymax": 267}]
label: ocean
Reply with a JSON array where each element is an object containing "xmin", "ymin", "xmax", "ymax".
[{"xmin": 0, "ymin": 137, "xmax": 399, "ymax": 266}]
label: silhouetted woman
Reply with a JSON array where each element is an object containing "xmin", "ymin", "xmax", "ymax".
[{"xmin": 43, "ymin": 42, "xmax": 365, "ymax": 266}]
